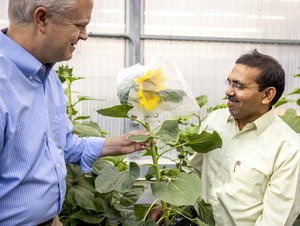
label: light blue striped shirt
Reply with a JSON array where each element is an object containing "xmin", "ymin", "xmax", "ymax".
[{"xmin": 0, "ymin": 29, "xmax": 104, "ymax": 225}]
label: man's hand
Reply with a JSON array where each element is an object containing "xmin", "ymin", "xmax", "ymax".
[{"xmin": 100, "ymin": 130, "xmax": 150, "ymax": 157}]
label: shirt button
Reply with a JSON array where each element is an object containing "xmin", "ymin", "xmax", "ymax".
[
  {"xmin": 57, "ymin": 164, "xmax": 60, "ymax": 168},
  {"xmin": 48, "ymin": 138, "xmax": 52, "ymax": 143},
  {"xmin": 28, "ymin": 76, "xmax": 33, "ymax": 80}
]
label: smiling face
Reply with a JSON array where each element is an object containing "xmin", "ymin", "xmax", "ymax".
[
  {"xmin": 41, "ymin": 0, "xmax": 93, "ymax": 63},
  {"xmin": 226, "ymin": 63, "xmax": 273, "ymax": 129}
]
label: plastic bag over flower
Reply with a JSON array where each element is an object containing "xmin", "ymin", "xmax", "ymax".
[{"xmin": 116, "ymin": 56, "xmax": 200, "ymax": 120}]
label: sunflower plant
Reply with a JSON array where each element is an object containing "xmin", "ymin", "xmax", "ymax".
[{"xmin": 97, "ymin": 57, "xmax": 222, "ymax": 226}]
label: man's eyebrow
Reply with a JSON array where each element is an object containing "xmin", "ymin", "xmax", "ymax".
[{"xmin": 227, "ymin": 78, "xmax": 243, "ymax": 84}]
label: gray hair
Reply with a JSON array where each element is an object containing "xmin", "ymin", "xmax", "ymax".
[{"xmin": 8, "ymin": 0, "xmax": 77, "ymax": 24}]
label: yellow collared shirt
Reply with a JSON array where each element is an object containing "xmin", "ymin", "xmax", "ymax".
[{"xmin": 190, "ymin": 108, "xmax": 300, "ymax": 226}]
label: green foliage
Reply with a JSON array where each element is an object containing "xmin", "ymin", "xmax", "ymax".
[
  {"xmin": 281, "ymin": 109, "xmax": 300, "ymax": 133},
  {"xmin": 275, "ymin": 71, "xmax": 300, "ymax": 134},
  {"xmin": 151, "ymin": 172, "xmax": 202, "ymax": 206},
  {"xmin": 57, "ymin": 65, "xmax": 132, "ymax": 225},
  {"xmin": 58, "ymin": 64, "xmax": 300, "ymax": 226},
  {"xmin": 56, "ymin": 64, "xmax": 107, "ymax": 137},
  {"xmin": 275, "ymin": 71, "xmax": 300, "ymax": 109},
  {"xmin": 97, "ymin": 100, "xmax": 221, "ymax": 225},
  {"xmin": 60, "ymin": 159, "xmax": 146, "ymax": 226},
  {"xmin": 157, "ymin": 89, "xmax": 186, "ymax": 103}
]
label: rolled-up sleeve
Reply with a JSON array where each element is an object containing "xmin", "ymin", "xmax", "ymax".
[{"xmin": 64, "ymin": 119, "xmax": 105, "ymax": 173}]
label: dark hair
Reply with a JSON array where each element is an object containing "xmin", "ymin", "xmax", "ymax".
[{"xmin": 236, "ymin": 49, "xmax": 285, "ymax": 105}]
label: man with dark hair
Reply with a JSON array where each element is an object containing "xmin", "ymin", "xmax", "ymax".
[
  {"xmin": 191, "ymin": 49, "xmax": 300, "ymax": 225},
  {"xmin": 0, "ymin": 0, "xmax": 148, "ymax": 225}
]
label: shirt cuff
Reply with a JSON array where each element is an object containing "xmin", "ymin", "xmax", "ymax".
[{"xmin": 80, "ymin": 137, "xmax": 105, "ymax": 173}]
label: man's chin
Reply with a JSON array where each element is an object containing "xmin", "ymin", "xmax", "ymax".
[
  {"xmin": 228, "ymin": 108, "xmax": 238, "ymax": 118},
  {"xmin": 61, "ymin": 54, "xmax": 73, "ymax": 62}
]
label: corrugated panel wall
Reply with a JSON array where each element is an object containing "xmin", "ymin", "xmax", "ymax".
[{"xmin": 1, "ymin": 0, "xmax": 300, "ymax": 137}]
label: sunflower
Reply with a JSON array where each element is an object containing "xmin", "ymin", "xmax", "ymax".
[{"xmin": 134, "ymin": 68, "xmax": 166, "ymax": 111}]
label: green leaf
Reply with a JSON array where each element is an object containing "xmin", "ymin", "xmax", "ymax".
[
  {"xmin": 145, "ymin": 166, "xmax": 156, "ymax": 181},
  {"xmin": 65, "ymin": 164, "xmax": 81, "ymax": 187},
  {"xmin": 117, "ymin": 80, "xmax": 136, "ymax": 105},
  {"xmin": 93, "ymin": 159, "xmax": 114, "ymax": 175},
  {"xmin": 185, "ymin": 131, "xmax": 222, "ymax": 153},
  {"xmin": 96, "ymin": 104, "xmax": 133, "ymax": 118},
  {"xmin": 280, "ymin": 108, "xmax": 300, "ymax": 133},
  {"xmin": 95, "ymin": 162, "xmax": 140, "ymax": 193},
  {"xmin": 293, "ymin": 214, "xmax": 300, "ymax": 226},
  {"xmin": 194, "ymin": 199, "xmax": 215, "ymax": 226},
  {"xmin": 129, "ymin": 134, "xmax": 151, "ymax": 142},
  {"xmin": 69, "ymin": 209, "xmax": 104, "ymax": 224},
  {"xmin": 120, "ymin": 185, "xmax": 144, "ymax": 206},
  {"xmin": 93, "ymin": 193, "xmax": 123, "ymax": 220},
  {"xmin": 288, "ymin": 87, "xmax": 300, "ymax": 95},
  {"xmin": 64, "ymin": 166, "xmax": 96, "ymax": 210},
  {"xmin": 188, "ymin": 217, "xmax": 211, "ymax": 226},
  {"xmin": 196, "ymin": 95, "xmax": 208, "ymax": 108},
  {"xmin": 155, "ymin": 120, "xmax": 179, "ymax": 145},
  {"xmin": 65, "ymin": 76, "xmax": 84, "ymax": 83},
  {"xmin": 151, "ymin": 172, "xmax": 201, "ymax": 206},
  {"xmin": 133, "ymin": 204, "xmax": 152, "ymax": 221},
  {"xmin": 72, "ymin": 186, "xmax": 96, "ymax": 210},
  {"xmin": 123, "ymin": 214, "xmax": 157, "ymax": 226},
  {"xmin": 157, "ymin": 89, "xmax": 186, "ymax": 103},
  {"xmin": 274, "ymin": 97, "xmax": 289, "ymax": 108},
  {"xmin": 73, "ymin": 116, "xmax": 90, "ymax": 121},
  {"xmin": 76, "ymin": 95, "xmax": 104, "ymax": 102},
  {"xmin": 72, "ymin": 121, "xmax": 106, "ymax": 137}
]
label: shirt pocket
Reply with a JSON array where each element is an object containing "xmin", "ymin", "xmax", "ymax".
[
  {"xmin": 52, "ymin": 105, "xmax": 67, "ymax": 150},
  {"xmin": 229, "ymin": 162, "xmax": 267, "ymax": 205}
]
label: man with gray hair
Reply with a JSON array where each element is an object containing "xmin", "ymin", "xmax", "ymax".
[{"xmin": 0, "ymin": 1, "xmax": 149, "ymax": 225}]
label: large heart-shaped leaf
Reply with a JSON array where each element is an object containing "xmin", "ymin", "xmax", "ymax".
[
  {"xmin": 155, "ymin": 120, "xmax": 179, "ymax": 145},
  {"xmin": 185, "ymin": 131, "xmax": 222, "ymax": 153},
  {"xmin": 96, "ymin": 104, "xmax": 133, "ymax": 118},
  {"xmin": 120, "ymin": 185, "xmax": 145, "ymax": 206},
  {"xmin": 93, "ymin": 159, "xmax": 114, "ymax": 175},
  {"xmin": 72, "ymin": 186, "xmax": 96, "ymax": 210},
  {"xmin": 194, "ymin": 199, "xmax": 215, "ymax": 226},
  {"xmin": 69, "ymin": 209, "xmax": 105, "ymax": 224},
  {"xmin": 95, "ymin": 162, "xmax": 140, "ymax": 193},
  {"xmin": 281, "ymin": 108, "xmax": 300, "ymax": 133},
  {"xmin": 151, "ymin": 172, "xmax": 201, "ymax": 206},
  {"xmin": 73, "ymin": 121, "xmax": 106, "ymax": 137}
]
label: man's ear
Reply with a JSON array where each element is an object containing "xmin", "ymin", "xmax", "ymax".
[
  {"xmin": 262, "ymin": 87, "xmax": 276, "ymax": 105},
  {"xmin": 33, "ymin": 7, "xmax": 49, "ymax": 33}
]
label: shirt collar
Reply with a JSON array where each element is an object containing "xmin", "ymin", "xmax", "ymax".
[
  {"xmin": 252, "ymin": 107, "xmax": 275, "ymax": 135},
  {"xmin": 226, "ymin": 107, "xmax": 275, "ymax": 135},
  {"xmin": 0, "ymin": 28, "xmax": 54, "ymax": 83}
]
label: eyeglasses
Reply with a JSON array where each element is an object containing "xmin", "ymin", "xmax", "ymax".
[{"xmin": 225, "ymin": 79, "xmax": 263, "ymax": 91}]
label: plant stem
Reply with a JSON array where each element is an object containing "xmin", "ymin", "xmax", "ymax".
[
  {"xmin": 67, "ymin": 81, "xmax": 73, "ymax": 122},
  {"xmin": 145, "ymin": 121, "xmax": 170, "ymax": 225}
]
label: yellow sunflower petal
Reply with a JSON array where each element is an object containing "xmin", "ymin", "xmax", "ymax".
[{"xmin": 134, "ymin": 67, "xmax": 166, "ymax": 112}]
